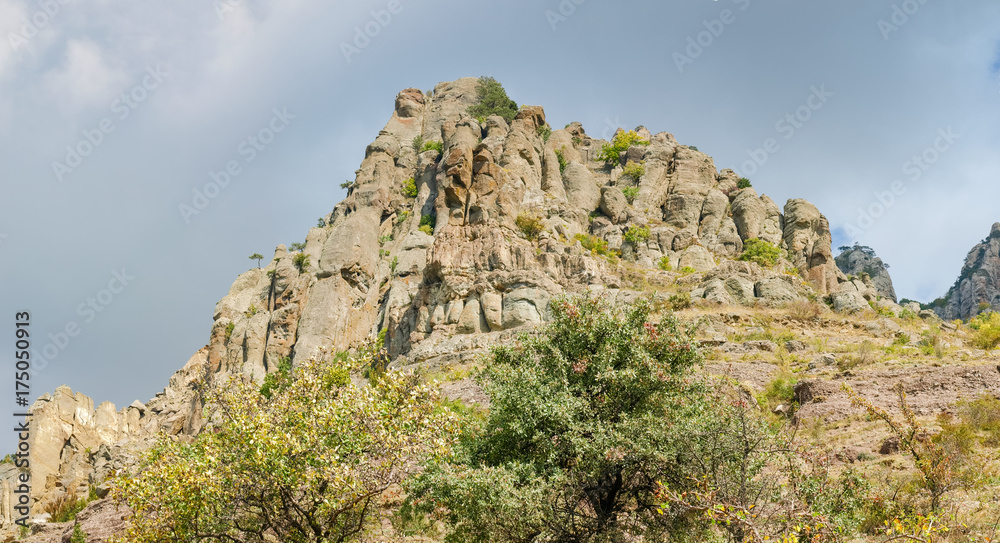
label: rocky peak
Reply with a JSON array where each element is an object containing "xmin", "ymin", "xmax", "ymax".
[
  {"xmin": 835, "ymin": 243, "xmax": 897, "ymax": 302},
  {"xmin": 932, "ymin": 222, "xmax": 1000, "ymax": 320},
  {"xmin": 4, "ymin": 78, "xmax": 872, "ymax": 536}
]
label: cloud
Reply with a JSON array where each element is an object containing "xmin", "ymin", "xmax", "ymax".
[
  {"xmin": 42, "ymin": 38, "xmax": 128, "ymax": 113},
  {"xmin": 0, "ymin": 0, "xmax": 28, "ymax": 81}
]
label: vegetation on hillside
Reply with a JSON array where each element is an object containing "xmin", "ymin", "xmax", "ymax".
[
  {"xmin": 467, "ymin": 76, "xmax": 519, "ymax": 123},
  {"xmin": 738, "ymin": 237, "xmax": 783, "ymax": 267},
  {"xmin": 112, "ymin": 342, "xmax": 457, "ymax": 543},
  {"xmin": 108, "ymin": 294, "xmax": 1000, "ymax": 542},
  {"xmin": 597, "ymin": 129, "xmax": 649, "ymax": 164}
]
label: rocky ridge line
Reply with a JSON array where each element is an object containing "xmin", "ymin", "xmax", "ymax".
[{"xmin": 2, "ymin": 77, "xmax": 906, "ymax": 537}]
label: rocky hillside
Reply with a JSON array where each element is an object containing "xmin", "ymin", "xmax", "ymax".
[
  {"xmin": 2, "ymin": 77, "xmax": 950, "ymax": 539},
  {"xmin": 835, "ymin": 243, "xmax": 896, "ymax": 302},
  {"xmin": 931, "ymin": 222, "xmax": 1000, "ymax": 320}
]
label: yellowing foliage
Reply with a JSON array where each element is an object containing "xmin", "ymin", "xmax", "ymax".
[{"xmin": 112, "ymin": 342, "xmax": 457, "ymax": 543}]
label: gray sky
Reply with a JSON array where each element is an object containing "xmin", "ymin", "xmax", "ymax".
[{"xmin": 1, "ymin": 0, "xmax": 998, "ymax": 453}]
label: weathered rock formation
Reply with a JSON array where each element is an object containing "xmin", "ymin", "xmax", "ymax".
[
  {"xmin": 1, "ymin": 78, "xmax": 876, "ymax": 536},
  {"xmin": 835, "ymin": 244, "xmax": 897, "ymax": 302},
  {"xmin": 933, "ymin": 222, "xmax": 1000, "ymax": 320}
]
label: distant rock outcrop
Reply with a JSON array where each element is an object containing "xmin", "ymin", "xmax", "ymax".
[
  {"xmin": 1, "ymin": 78, "xmax": 879, "ymax": 537},
  {"xmin": 835, "ymin": 244, "xmax": 897, "ymax": 302},
  {"xmin": 932, "ymin": 222, "xmax": 1000, "ymax": 320}
]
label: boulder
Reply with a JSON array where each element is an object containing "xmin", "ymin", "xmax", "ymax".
[
  {"xmin": 678, "ymin": 245, "xmax": 717, "ymax": 272},
  {"xmin": 600, "ymin": 186, "xmax": 628, "ymax": 224}
]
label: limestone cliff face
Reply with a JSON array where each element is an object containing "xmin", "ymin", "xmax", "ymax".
[
  {"xmin": 0, "ymin": 350, "xmax": 205, "ymax": 531},
  {"xmin": 934, "ymin": 223, "xmax": 1000, "ymax": 320},
  {"xmin": 835, "ymin": 244, "xmax": 897, "ymax": 302},
  {"xmin": 3, "ymin": 78, "xmax": 863, "ymax": 532}
]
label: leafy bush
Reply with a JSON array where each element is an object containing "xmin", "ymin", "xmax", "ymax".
[
  {"xmin": 412, "ymin": 135, "xmax": 425, "ymax": 152},
  {"xmin": 679, "ymin": 266, "xmax": 697, "ymax": 275},
  {"xmin": 407, "ymin": 296, "xmax": 710, "ymax": 542},
  {"xmin": 402, "ymin": 177, "xmax": 417, "ymax": 198},
  {"xmin": 419, "ymin": 214, "xmax": 436, "ymax": 236},
  {"xmin": 622, "ymin": 225, "xmax": 650, "ymax": 245},
  {"xmin": 258, "ymin": 356, "xmax": 293, "ymax": 399},
  {"xmin": 71, "ymin": 524, "xmax": 87, "ymax": 543},
  {"xmin": 668, "ymin": 292, "xmax": 691, "ymax": 310},
  {"xmin": 596, "ymin": 130, "xmax": 650, "ymax": 164},
  {"xmin": 899, "ymin": 308, "xmax": 918, "ymax": 320},
  {"xmin": 537, "ymin": 123, "xmax": 551, "ymax": 142},
  {"xmin": 956, "ymin": 395, "xmax": 1000, "ymax": 447},
  {"xmin": 515, "ymin": 213, "xmax": 544, "ymax": 241},
  {"xmin": 737, "ymin": 177, "xmax": 752, "ymax": 189},
  {"xmin": 113, "ymin": 343, "xmax": 456, "ymax": 543},
  {"xmin": 339, "ymin": 180, "xmax": 353, "ymax": 190},
  {"xmin": 224, "ymin": 322, "xmax": 235, "ymax": 343},
  {"xmin": 621, "ymin": 186, "xmax": 639, "ymax": 204},
  {"xmin": 758, "ymin": 370, "xmax": 797, "ymax": 412},
  {"xmin": 292, "ymin": 252, "xmax": 310, "ymax": 273},
  {"xmin": 466, "ymin": 76, "xmax": 518, "ymax": 123},
  {"xmin": 738, "ymin": 238, "xmax": 783, "ymax": 268},
  {"xmin": 869, "ymin": 300, "xmax": 895, "ymax": 318},
  {"xmin": 421, "ymin": 140, "xmax": 444, "ymax": 153},
  {"xmin": 574, "ymin": 233, "xmax": 608, "ymax": 256},
  {"xmin": 969, "ymin": 311, "xmax": 1000, "ymax": 349},
  {"xmin": 657, "ymin": 255, "xmax": 672, "ymax": 271},
  {"xmin": 622, "ymin": 161, "xmax": 645, "ymax": 181},
  {"xmin": 390, "ymin": 256, "xmax": 399, "ymax": 273},
  {"xmin": 554, "ymin": 148, "xmax": 568, "ymax": 173}
]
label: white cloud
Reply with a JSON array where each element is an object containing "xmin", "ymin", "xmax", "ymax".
[{"xmin": 42, "ymin": 38, "xmax": 128, "ymax": 113}]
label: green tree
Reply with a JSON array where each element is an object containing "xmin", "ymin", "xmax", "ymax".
[
  {"xmin": 292, "ymin": 252, "xmax": 310, "ymax": 273},
  {"xmin": 467, "ymin": 76, "xmax": 519, "ymax": 123},
  {"xmin": 408, "ymin": 295, "xmax": 712, "ymax": 542},
  {"xmin": 249, "ymin": 253, "xmax": 264, "ymax": 268},
  {"xmin": 112, "ymin": 342, "xmax": 456, "ymax": 543}
]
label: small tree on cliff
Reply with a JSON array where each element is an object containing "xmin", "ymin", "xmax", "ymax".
[
  {"xmin": 467, "ymin": 76, "xmax": 519, "ymax": 123},
  {"xmin": 112, "ymin": 342, "xmax": 457, "ymax": 543},
  {"xmin": 249, "ymin": 253, "xmax": 264, "ymax": 268}
]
